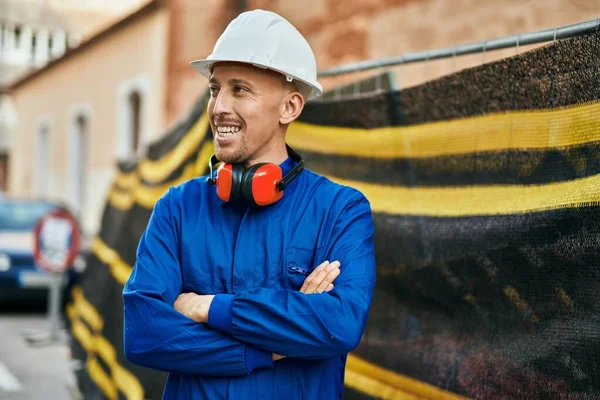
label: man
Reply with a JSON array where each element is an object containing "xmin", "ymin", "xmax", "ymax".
[{"xmin": 123, "ymin": 9, "xmax": 376, "ymax": 400}]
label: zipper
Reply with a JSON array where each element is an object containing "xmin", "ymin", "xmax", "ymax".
[{"xmin": 289, "ymin": 265, "xmax": 308, "ymax": 275}]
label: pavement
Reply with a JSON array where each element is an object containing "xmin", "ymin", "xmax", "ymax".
[{"xmin": 0, "ymin": 302, "xmax": 81, "ymax": 400}]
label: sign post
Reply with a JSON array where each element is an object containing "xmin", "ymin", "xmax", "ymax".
[{"xmin": 26, "ymin": 207, "xmax": 81, "ymax": 346}]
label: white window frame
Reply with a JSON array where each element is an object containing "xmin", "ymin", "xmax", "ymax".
[
  {"xmin": 117, "ymin": 74, "xmax": 150, "ymax": 160},
  {"xmin": 67, "ymin": 103, "xmax": 92, "ymax": 215},
  {"xmin": 35, "ymin": 115, "xmax": 52, "ymax": 198}
]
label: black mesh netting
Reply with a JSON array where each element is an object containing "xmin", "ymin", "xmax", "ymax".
[{"xmin": 71, "ymin": 29, "xmax": 600, "ymax": 400}]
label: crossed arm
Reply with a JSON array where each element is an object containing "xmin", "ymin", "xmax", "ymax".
[
  {"xmin": 173, "ymin": 259, "xmax": 342, "ymax": 361},
  {"xmin": 123, "ymin": 189, "xmax": 375, "ymax": 377}
]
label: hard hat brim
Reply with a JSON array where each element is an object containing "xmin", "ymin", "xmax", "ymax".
[{"xmin": 190, "ymin": 58, "xmax": 323, "ymax": 100}]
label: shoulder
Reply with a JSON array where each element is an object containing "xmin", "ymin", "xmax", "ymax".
[
  {"xmin": 300, "ymin": 169, "xmax": 371, "ymax": 212},
  {"xmin": 302, "ymin": 169, "xmax": 368, "ymax": 201},
  {"xmin": 154, "ymin": 175, "xmax": 212, "ymax": 212},
  {"xmin": 167, "ymin": 175, "xmax": 211, "ymax": 199}
]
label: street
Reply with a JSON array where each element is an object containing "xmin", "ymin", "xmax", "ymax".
[{"xmin": 0, "ymin": 301, "xmax": 80, "ymax": 400}]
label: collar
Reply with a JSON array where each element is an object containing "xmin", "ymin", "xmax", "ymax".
[{"xmin": 279, "ymin": 155, "xmax": 297, "ymax": 177}]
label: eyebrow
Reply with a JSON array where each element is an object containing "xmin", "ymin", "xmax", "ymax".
[
  {"xmin": 209, "ymin": 77, "xmax": 254, "ymax": 87},
  {"xmin": 229, "ymin": 78, "xmax": 253, "ymax": 87}
]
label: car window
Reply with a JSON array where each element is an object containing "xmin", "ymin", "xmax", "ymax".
[{"xmin": 0, "ymin": 201, "xmax": 56, "ymax": 231}]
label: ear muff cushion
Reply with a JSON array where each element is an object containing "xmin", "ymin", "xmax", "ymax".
[
  {"xmin": 216, "ymin": 163, "xmax": 244, "ymax": 202},
  {"xmin": 244, "ymin": 163, "xmax": 284, "ymax": 206},
  {"xmin": 229, "ymin": 163, "xmax": 244, "ymax": 203},
  {"xmin": 241, "ymin": 164, "xmax": 265, "ymax": 206}
]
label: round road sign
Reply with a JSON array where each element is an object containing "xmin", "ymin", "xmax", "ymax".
[{"xmin": 32, "ymin": 208, "xmax": 81, "ymax": 273}]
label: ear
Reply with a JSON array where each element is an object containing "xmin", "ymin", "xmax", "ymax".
[{"xmin": 279, "ymin": 91, "xmax": 305, "ymax": 125}]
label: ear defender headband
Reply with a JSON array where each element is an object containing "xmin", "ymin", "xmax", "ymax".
[{"xmin": 207, "ymin": 145, "xmax": 304, "ymax": 207}]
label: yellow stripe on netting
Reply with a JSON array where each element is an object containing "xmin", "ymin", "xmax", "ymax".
[
  {"xmin": 86, "ymin": 357, "xmax": 118, "ymax": 400},
  {"xmin": 108, "ymin": 140, "xmax": 214, "ymax": 211},
  {"xmin": 92, "ymin": 237, "xmax": 118, "ymax": 265},
  {"xmin": 71, "ymin": 319, "xmax": 93, "ymax": 351},
  {"xmin": 194, "ymin": 140, "xmax": 215, "ymax": 176},
  {"xmin": 112, "ymin": 363, "xmax": 145, "ymax": 400},
  {"xmin": 93, "ymin": 237, "xmax": 132, "ymax": 285},
  {"xmin": 108, "ymin": 188, "xmax": 135, "ymax": 211},
  {"xmin": 68, "ymin": 286, "xmax": 145, "ymax": 400},
  {"xmin": 67, "ymin": 303, "xmax": 93, "ymax": 351},
  {"xmin": 138, "ymin": 113, "xmax": 210, "ymax": 183},
  {"xmin": 331, "ymin": 171, "xmax": 600, "ymax": 216},
  {"xmin": 134, "ymin": 161, "xmax": 200, "ymax": 209},
  {"xmin": 112, "ymin": 257, "xmax": 133, "ymax": 286},
  {"xmin": 288, "ymin": 101, "xmax": 600, "ymax": 159},
  {"xmin": 345, "ymin": 368, "xmax": 422, "ymax": 400},
  {"xmin": 93, "ymin": 335, "xmax": 116, "ymax": 367},
  {"xmin": 346, "ymin": 355, "xmax": 469, "ymax": 400},
  {"xmin": 72, "ymin": 286, "xmax": 104, "ymax": 331},
  {"xmin": 115, "ymin": 171, "xmax": 139, "ymax": 189},
  {"xmin": 94, "ymin": 335, "xmax": 145, "ymax": 400}
]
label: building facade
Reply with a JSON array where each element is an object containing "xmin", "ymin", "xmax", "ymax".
[{"xmin": 7, "ymin": 1, "xmax": 168, "ymax": 234}]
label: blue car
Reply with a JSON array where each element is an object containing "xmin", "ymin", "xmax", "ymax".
[{"xmin": 0, "ymin": 198, "xmax": 87, "ymax": 305}]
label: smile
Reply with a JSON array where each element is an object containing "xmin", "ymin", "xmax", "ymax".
[{"xmin": 215, "ymin": 125, "xmax": 241, "ymax": 138}]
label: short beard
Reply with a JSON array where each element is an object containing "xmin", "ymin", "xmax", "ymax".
[{"xmin": 213, "ymin": 136, "xmax": 249, "ymax": 165}]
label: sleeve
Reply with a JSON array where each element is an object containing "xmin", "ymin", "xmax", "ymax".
[
  {"xmin": 207, "ymin": 190, "xmax": 376, "ymax": 359},
  {"xmin": 122, "ymin": 189, "xmax": 273, "ymax": 376}
]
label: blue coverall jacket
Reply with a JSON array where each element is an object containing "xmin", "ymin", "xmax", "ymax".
[{"xmin": 123, "ymin": 155, "xmax": 376, "ymax": 399}]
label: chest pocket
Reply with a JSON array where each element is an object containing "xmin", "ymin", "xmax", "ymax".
[{"xmin": 285, "ymin": 247, "xmax": 316, "ymax": 291}]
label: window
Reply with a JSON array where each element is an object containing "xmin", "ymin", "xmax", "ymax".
[
  {"xmin": 14, "ymin": 25, "xmax": 21, "ymax": 48},
  {"xmin": 36, "ymin": 122, "xmax": 49, "ymax": 197},
  {"xmin": 71, "ymin": 114, "xmax": 88, "ymax": 213},
  {"xmin": 31, "ymin": 31, "xmax": 37, "ymax": 62},
  {"xmin": 117, "ymin": 78, "xmax": 148, "ymax": 160},
  {"xmin": 0, "ymin": 153, "xmax": 8, "ymax": 192},
  {"xmin": 129, "ymin": 91, "xmax": 141, "ymax": 154}
]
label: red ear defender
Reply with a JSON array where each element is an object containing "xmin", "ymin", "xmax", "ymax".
[
  {"xmin": 241, "ymin": 164, "xmax": 284, "ymax": 207},
  {"xmin": 215, "ymin": 163, "xmax": 233, "ymax": 202},
  {"xmin": 208, "ymin": 145, "xmax": 304, "ymax": 206},
  {"xmin": 209, "ymin": 156, "xmax": 244, "ymax": 203}
]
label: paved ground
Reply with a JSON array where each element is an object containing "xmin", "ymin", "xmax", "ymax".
[{"xmin": 0, "ymin": 301, "xmax": 81, "ymax": 400}]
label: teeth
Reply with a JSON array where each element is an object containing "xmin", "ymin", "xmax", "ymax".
[{"xmin": 216, "ymin": 126, "xmax": 240, "ymax": 137}]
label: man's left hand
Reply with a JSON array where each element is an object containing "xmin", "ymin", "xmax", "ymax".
[{"xmin": 174, "ymin": 293, "xmax": 215, "ymax": 323}]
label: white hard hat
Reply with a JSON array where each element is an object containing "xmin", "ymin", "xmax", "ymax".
[{"xmin": 190, "ymin": 9, "xmax": 323, "ymax": 100}]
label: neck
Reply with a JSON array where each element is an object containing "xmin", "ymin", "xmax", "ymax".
[{"xmin": 243, "ymin": 140, "xmax": 289, "ymax": 169}]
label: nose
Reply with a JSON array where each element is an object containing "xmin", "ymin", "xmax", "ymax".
[{"xmin": 212, "ymin": 89, "xmax": 232, "ymax": 117}]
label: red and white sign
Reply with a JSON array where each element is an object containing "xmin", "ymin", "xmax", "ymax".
[{"xmin": 32, "ymin": 208, "xmax": 81, "ymax": 273}]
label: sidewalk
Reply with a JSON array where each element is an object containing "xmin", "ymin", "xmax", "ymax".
[{"xmin": 0, "ymin": 313, "xmax": 81, "ymax": 400}]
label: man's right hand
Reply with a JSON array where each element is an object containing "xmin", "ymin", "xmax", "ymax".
[
  {"xmin": 273, "ymin": 260, "xmax": 341, "ymax": 362},
  {"xmin": 300, "ymin": 260, "xmax": 341, "ymax": 294}
]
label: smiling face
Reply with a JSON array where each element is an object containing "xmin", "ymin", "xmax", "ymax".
[{"xmin": 208, "ymin": 62, "xmax": 304, "ymax": 167}]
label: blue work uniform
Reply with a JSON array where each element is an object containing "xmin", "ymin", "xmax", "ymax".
[{"xmin": 123, "ymin": 154, "xmax": 376, "ymax": 399}]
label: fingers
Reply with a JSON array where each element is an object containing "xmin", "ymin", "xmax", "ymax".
[
  {"xmin": 173, "ymin": 293, "xmax": 197, "ymax": 318},
  {"xmin": 300, "ymin": 260, "xmax": 330, "ymax": 293},
  {"xmin": 173, "ymin": 293, "xmax": 189, "ymax": 312},
  {"xmin": 300, "ymin": 260, "xmax": 341, "ymax": 294},
  {"xmin": 315, "ymin": 266, "xmax": 340, "ymax": 294}
]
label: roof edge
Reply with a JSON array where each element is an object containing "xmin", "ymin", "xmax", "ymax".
[{"xmin": 6, "ymin": 0, "xmax": 163, "ymax": 92}]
